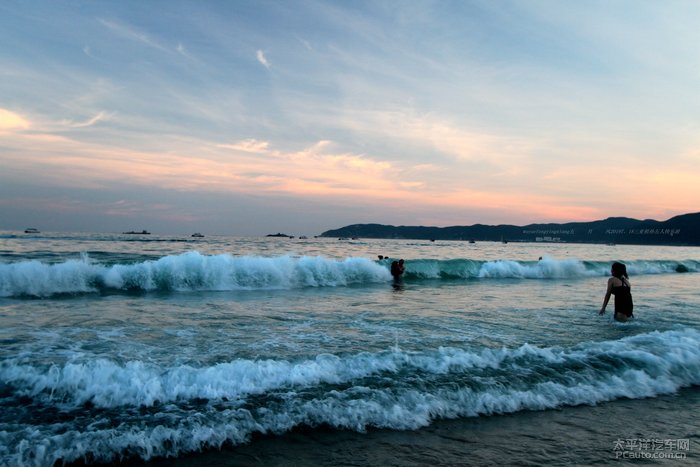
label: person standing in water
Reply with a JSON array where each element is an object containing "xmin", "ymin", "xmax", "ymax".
[
  {"xmin": 391, "ymin": 259, "xmax": 405, "ymax": 279},
  {"xmin": 599, "ymin": 262, "xmax": 634, "ymax": 321}
]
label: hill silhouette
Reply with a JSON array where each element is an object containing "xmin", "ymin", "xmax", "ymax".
[{"xmin": 321, "ymin": 212, "xmax": 700, "ymax": 246}]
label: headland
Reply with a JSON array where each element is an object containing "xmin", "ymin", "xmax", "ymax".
[{"xmin": 320, "ymin": 212, "xmax": 700, "ymax": 246}]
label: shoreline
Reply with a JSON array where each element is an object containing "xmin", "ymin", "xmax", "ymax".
[
  {"xmin": 320, "ymin": 212, "xmax": 700, "ymax": 247},
  {"xmin": 128, "ymin": 386, "xmax": 700, "ymax": 466},
  {"xmin": 322, "ymin": 237, "xmax": 700, "ymax": 248}
]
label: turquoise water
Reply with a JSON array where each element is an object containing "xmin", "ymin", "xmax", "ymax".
[{"xmin": 1, "ymin": 232, "xmax": 699, "ymax": 465}]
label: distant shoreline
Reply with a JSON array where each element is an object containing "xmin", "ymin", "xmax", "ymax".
[{"xmin": 320, "ymin": 212, "xmax": 700, "ymax": 247}]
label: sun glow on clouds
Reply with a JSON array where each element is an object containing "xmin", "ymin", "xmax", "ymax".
[
  {"xmin": 1, "ymin": 127, "xmax": 404, "ymax": 200},
  {"xmin": 0, "ymin": 109, "xmax": 30, "ymax": 131},
  {"xmin": 2, "ymin": 100, "xmax": 697, "ymax": 227},
  {"xmin": 217, "ymin": 139, "xmax": 269, "ymax": 153},
  {"xmin": 218, "ymin": 139, "xmax": 397, "ymax": 196},
  {"xmin": 3, "ymin": 118, "xmax": 694, "ymax": 226}
]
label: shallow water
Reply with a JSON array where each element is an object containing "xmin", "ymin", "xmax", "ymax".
[
  {"xmin": 153, "ymin": 386, "xmax": 699, "ymax": 466},
  {"xmin": 1, "ymin": 232, "xmax": 699, "ymax": 465}
]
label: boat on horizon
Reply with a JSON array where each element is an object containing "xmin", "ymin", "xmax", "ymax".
[
  {"xmin": 266, "ymin": 232, "xmax": 294, "ymax": 238},
  {"xmin": 24, "ymin": 228, "xmax": 40, "ymax": 234},
  {"xmin": 123, "ymin": 230, "xmax": 151, "ymax": 235},
  {"xmin": 191, "ymin": 233, "xmax": 204, "ymax": 238}
]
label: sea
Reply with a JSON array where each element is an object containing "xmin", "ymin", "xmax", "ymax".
[{"xmin": 1, "ymin": 231, "xmax": 699, "ymax": 466}]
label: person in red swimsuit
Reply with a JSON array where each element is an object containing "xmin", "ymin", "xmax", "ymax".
[{"xmin": 599, "ymin": 262, "xmax": 634, "ymax": 321}]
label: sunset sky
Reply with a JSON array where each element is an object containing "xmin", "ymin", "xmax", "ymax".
[{"xmin": 1, "ymin": 0, "xmax": 699, "ymax": 236}]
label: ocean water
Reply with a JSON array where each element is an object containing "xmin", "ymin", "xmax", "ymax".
[{"xmin": 1, "ymin": 231, "xmax": 699, "ymax": 466}]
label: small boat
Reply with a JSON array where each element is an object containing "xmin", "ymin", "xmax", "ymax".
[
  {"xmin": 191, "ymin": 233, "xmax": 204, "ymax": 238},
  {"xmin": 266, "ymin": 232, "xmax": 293, "ymax": 238},
  {"xmin": 299, "ymin": 235, "xmax": 308, "ymax": 239},
  {"xmin": 123, "ymin": 230, "xmax": 151, "ymax": 235},
  {"xmin": 24, "ymin": 228, "xmax": 40, "ymax": 234}
]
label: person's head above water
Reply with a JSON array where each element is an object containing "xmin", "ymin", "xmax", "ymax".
[{"xmin": 611, "ymin": 262, "xmax": 628, "ymax": 279}]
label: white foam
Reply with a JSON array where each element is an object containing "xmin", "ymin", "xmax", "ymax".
[
  {"xmin": 407, "ymin": 257, "xmax": 699, "ymax": 280},
  {"xmin": 0, "ymin": 259, "xmax": 101, "ymax": 297},
  {"xmin": 0, "ymin": 252, "xmax": 392, "ymax": 297},
  {"xmin": 2, "ymin": 255, "xmax": 697, "ymax": 297},
  {"xmin": 3, "ymin": 329, "xmax": 700, "ymax": 465},
  {"xmin": 478, "ymin": 258, "xmax": 594, "ymax": 279},
  {"xmin": 3, "ymin": 329, "xmax": 699, "ymax": 410}
]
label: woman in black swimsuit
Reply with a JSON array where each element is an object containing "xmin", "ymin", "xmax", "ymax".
[{"xmin": 599, "ymin": 262, "xmax": 634, "ymax": 321}]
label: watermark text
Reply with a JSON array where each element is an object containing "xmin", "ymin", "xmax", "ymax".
[{"xmin": 613, "ymin": 438, "xmax": 689, "ymax": 460}]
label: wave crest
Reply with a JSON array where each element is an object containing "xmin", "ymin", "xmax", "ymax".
[
  {"xmin": 0, "ymin": 252, "xmax": 391, "ymax": 297},
  {"xmin": 1, "ymin": 253, "xmax": 698, "ymax": 297},
  {"xmin": 2, "ymin": 329, "xmax": 700, "ymax": 464}
]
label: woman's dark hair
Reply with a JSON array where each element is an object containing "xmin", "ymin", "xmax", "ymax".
[{"xmin": 611, "ymin": 261, "xmax": 628, "ymax": 279}]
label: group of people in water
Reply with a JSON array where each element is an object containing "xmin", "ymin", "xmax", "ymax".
[
  {"xmin": 382, "ymin": 256, "xmax": 634, "ymax": 322},
  {"xmin": 390, "ymin": 259, "xmax": 405, "ymax": 279},
  {"xmin": 378, "ymin": 255, "xmax": 406, "ymax": 279}
]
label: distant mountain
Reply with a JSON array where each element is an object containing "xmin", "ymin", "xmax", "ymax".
[{"xmin": 320, "ymin": 212, "xmax": 700, "ymax": 246}]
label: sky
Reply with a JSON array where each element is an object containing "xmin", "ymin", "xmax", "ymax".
[{"xmin": 1, "ymin": 0, "xmax": 699, "ymax": 236}]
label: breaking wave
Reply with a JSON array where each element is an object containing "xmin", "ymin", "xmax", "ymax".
[
  {"xmin": 1, "ymin": 252, "xmax": 698, "ymax": 298},
  {"xmin": 2, "ymin": 328, "xmax": 699, "ymax": 465}
]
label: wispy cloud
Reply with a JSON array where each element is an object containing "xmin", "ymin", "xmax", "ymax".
[
  {"xmin": 98, "ymin": 18, "xmax": 168, "ymax": 52},
  {"xmin": 295, "ymin": 35, "xmax": 313, "ymax": 51},
  {"xmin": 218, "ymin": 139, "xmax": 269, "ymax": 153},
  {"xmin": 104, "ymin": 199, "xmax": 198, "ymax": 222},
  {"xmin": 176, "ymin": 42, "xmax": 194, "ymax": 59},
  {"xmin": 256, "ymin": 50, "xmax": 271, "ymax": 69},
  {"xmin": 62, "ymin": 111, "xmax": 112, "ymax": 128},
  {"xmin": 1, "ymin": 130, "xmax": 403, "ymax": 199},
  {"xmin": 2, "ymin": 1, "xmax": 700, "ymax": 232},
  {"xmin": 341, "ymin": 108, "xmax": 533, "ymax": 166}
]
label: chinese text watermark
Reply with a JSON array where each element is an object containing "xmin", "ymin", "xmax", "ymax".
[{"xmin": 613, "ymin": 438, "xmax": 690, "ymax": 460}]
